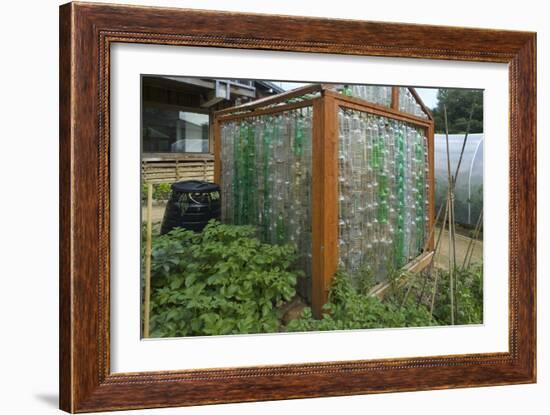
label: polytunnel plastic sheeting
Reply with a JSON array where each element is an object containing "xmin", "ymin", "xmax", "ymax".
[{"xmin": 434, "ymin": 133, "xmax": 484, "ymax": 227}]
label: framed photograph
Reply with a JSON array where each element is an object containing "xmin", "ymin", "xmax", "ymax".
[{"xmin": 59, "ymin": 2, "xmax": 536, "ymax": 412}]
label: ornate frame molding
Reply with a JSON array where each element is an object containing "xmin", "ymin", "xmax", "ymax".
[{"xmin": 60, "ymin": 2, "xmax": 536, "ymax": 412}]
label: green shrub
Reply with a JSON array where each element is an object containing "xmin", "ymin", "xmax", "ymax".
[
  {"xmin": 141, "ymin": 182, "xmax": 172, "ymax": 201},
  {"xmin": 431, "ymin": 264, "xmax": 483, "ymax": 325},
  {"xmin": 287, "ymin": 270, "xmax": 437, "ymax": 332},
  {"xmin": 154, "ymin": 183, "xmax": 172, "ymax": 200},
  {"xmin": 147, "ymin": 221, "xmax": 300, "ymax": 337},
  {"xmin": 145, "ymin": 218, "xmax": 483, "ymax": 336}
]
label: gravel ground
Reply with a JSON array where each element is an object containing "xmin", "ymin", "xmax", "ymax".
[{"xmin": 434, "ymin": 227, "xmax": 483, "ymax": 269}]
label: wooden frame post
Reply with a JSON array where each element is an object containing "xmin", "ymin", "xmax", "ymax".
[
  {"xmin": 391, "ymin": 86, "xmax": 400, "ymax": 110},
  {"xmin": 143, "ymin": 182, "xmax": 153, "ymax": 338},
  {"xmin": 213, "ymin": 119, "xmax": 221, "ymax": 184},
  {"xmin": 311, "ymin": 93, "xmax": 339, "ymax": 318}
]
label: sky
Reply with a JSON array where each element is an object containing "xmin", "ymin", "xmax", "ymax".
[{"xmin": 415, "ymin": 87, "xmax": 439, "ymax": 110}]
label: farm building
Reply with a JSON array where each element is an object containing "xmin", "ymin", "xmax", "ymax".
[{"xmin": 141, "ymin": 76, "xmax": 284, "ymax": 183}]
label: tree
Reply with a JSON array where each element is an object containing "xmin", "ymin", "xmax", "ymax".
[{"xmin": 431, "ymin": 89, "xmax": 483, "ymax": 134}]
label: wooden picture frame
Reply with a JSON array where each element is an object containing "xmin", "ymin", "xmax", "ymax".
[{"xmin": 59, "ymin": 2, "xmax": 536, "ymax": 412}]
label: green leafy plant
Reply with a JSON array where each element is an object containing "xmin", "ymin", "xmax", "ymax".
[
  {"xmin": 354, "ymin": 262, "xmax": 377, "ymax": 294},
  {"xmin": 431, "ymin": 264, "xmax": 483, "ymax": 325},
  {"xmin": 431, "ymin": 89, "xmax": 483, "ymax": 134},
  {"xmin": 147, "ymin": 221, "xmax": 300, "ymax": 337},
  {"xmin": 287, "ymin": 270, "xmax": 437, "ymax": 332},
  {"xmin": 141, "ymin": 182, "xmax": 172, "ymax": 201},
  {"xmin": 145, "ymin": 218, "xmax": 483, "ymax": 336}
]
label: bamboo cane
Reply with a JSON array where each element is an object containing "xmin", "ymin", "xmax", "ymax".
[
  {"xmin": 463, "ymin": 208, "xmax": 483, "ymax": 269},
  {"xmin": 443, "ymin": 105, "xmax": 455, "ymax": 324},
  {"xmin": 421, "ymin": 101, "xmax": 476, "ymax": 263},
  {"xmin": 418, "ymin": 193, "xmax": 446, "ymax": 301},
  {"xmin": 143, "ymin": 183, "xmax": 153, "ymax": 338},
  {"xmin": 424, "ymin": 102, "xmax": 476, "ymax": 315},
  {"xmin": 443, "ymin": 105, "xmax": 456, "ymax": 266},
  {"xmin": 462, "ymin": 209, "xmax": 482, "ymax": 269},
  {"xmin": 450, "ymin": 102, "xmax": 475, "ymax": 316},
  {"xmin": 430, "ymin": 195, "xmax": 449, "ymax": 315},
  {"xmin": 453, "ymin": 103, "xmax": 476, "ymax": 185},
  {"xmin": 448, "ymin": 195, "xmax": 455, "ymax": 324},
  {"xmin": 400, "ymin": 274, "xmax": 416, "ymax": 308},
  {"xmin": 466, "ymin": 225, "xmax": 482, "ymax": 268},
  {"xmin": 416, "ymin": 200, "xmax": 445, "ymax": 306},
  {"xmin": 450, "ymin": 188, "xmax": 457, "ymax": 266},
  {"xmin": 450, "ymin": 190, "xmax": 459, "ymax": 317}
]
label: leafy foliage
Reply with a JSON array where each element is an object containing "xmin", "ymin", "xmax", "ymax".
[
  {"xmin": 431, "ymin": 264, "xmax": 483, "ymax": 325},
  {"xmin": 431, "ymin": 89, "xmax": 483, "ymax": 134},
  {"xmin": 141, "ymin": 182, "xmax": 172, "ymax": 201},
  {"xmin": 146, "ymin": 220, "xmax": 483, "ymax": 336},
  {"xmin": 148, "ymin": 221, "xmax": 300, "ymax": 337},
  {"xmin": 286, "ymin": 271, "xmax": 437, "ymax": 332},
  {"xmin": 287, "ymin": 262, "xmax": 483, "ymax": 332},
  {"xmin": 352, "ymin": 262, "xmax": 378, "ymax": 294}
]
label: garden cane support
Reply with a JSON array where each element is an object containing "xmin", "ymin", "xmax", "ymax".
[{"xmin": 143, "ymin": 182, "xmax": 153, "ymax": 338}]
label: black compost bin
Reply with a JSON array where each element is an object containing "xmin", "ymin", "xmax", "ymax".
[{"xmin": 160, "ymin": 181, "xmax": 221, "ymax": 234}]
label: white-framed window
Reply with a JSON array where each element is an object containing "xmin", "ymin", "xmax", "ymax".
[{"xmin": 142, "ymin": 104, "xmax": 210, "ymax": 154}]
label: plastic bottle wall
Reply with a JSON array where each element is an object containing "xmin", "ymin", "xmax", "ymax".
[
  {"xmin": 338, "ymin": 108, "xmax": 429, "ymax": 284},
  {"xmin": 338, "ymin": 84, "xmax": 393, "ymax": 107},
  {"xmin": 398, "ymin": 87, "xmax": 429, "ymax": 119},
  {"xmin": 220, "ymin": 107, "xmax": 313, "ymax": 291}
]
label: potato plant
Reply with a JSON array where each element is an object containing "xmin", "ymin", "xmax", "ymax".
[{"xmin": 148, "ymin": 221, "xmax": 299, "ymax": 337}]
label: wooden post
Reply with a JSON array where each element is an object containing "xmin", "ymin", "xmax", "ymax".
[
  {"xmin": 443, "ymin": 105, "xmax": 456, "ymax": 325},
  {"xmin": 427, "ymin": 123, "xmax": 436, "ymax": 250},
  {"xmin": 213, "ymin": 119, "xmax": 221, "ymax": 184},
  {"xmin": 391, "ymin": 86, "xmax": 400, "ymax": 110},
  {"xmin": 311, "ymin": 94, "xmax": 339, "ymax": 318},
  {"xmin": 143, "ymin": 182, "xmax": 153, "ymax": 338}
]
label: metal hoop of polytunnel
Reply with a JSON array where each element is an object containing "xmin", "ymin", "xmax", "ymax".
[
  {"xmin": 434, "ymin": 133, "xmax": 484, "ymax": 227},
  {"xmin": 213, "ymin": 84, "xmax": 435, "ymax": 317}
]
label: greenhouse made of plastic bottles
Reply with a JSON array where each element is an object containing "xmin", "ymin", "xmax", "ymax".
[{"xmin": 213, "ymin": 84, "xmax": 435, "ymax": 317}]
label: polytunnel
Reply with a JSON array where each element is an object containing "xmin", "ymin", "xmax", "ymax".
[{"xmin": 433, "ymin": 133, "xmax": 483, "ymax": 227}]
